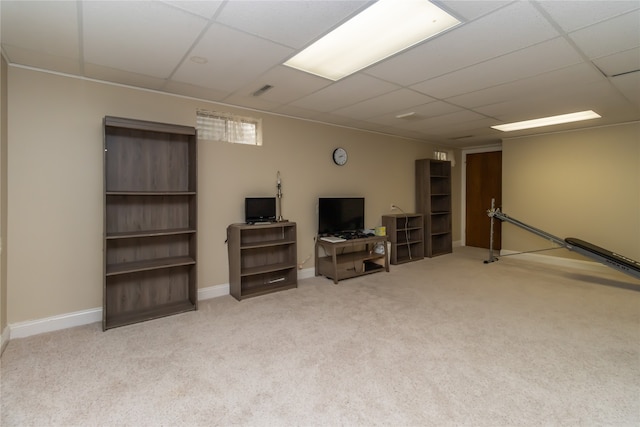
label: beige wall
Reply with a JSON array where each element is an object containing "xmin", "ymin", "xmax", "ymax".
[
  {"xmin": 502, "ymin": 123, "xmax": 640, "ymax": 261},
  {"xmin": 6, "ymin": 66, "xmax": 454, "ymax": 324},
  {"xmin": 1, "ymin": 55, "xmax": 7, "ymax": 336}
]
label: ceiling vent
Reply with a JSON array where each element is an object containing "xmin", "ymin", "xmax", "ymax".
[{"xmin": 252, "ymin": 85, "xmax": 274, "ymax": 97}]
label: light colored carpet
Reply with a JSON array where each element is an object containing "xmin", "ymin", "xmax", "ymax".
[{"xmin": 1, "ymin": 246, "xmax": 639, "ymax": 426}]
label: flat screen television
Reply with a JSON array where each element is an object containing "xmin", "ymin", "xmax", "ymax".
[
  {"xmin": 318, "ymin": 197, "xmax": 365, "ymax": 235},
  {"xmin": 245, "ymin": 197, "xmax": 276, "ymax": 224}
]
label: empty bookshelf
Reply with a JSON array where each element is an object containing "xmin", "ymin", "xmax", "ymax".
[{"xmin": 103, "ymin": 116, "xmax": 197, "ymax": 330}]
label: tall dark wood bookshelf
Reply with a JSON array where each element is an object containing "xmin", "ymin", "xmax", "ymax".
[
  {"xmin": 416, "ymin": 159, "xmax": 453, "ymax": 257},
  {"xmin": 103, "ymin": 116, "xmax": 197, "ymax": 330}
]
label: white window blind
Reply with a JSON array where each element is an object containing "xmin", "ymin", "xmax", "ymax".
[{"xmin": 196, "ymin": 109, "xmax": 262, "ymax": 146}]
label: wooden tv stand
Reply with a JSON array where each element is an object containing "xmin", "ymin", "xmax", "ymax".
[{"xmin": 315, "ymin": 235, "xmax": 389, "ymax": 284}]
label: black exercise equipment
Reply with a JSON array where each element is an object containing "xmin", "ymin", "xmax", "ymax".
[{"xmin": 485, "ymin": 199, "xmax": 640, "ymax": 281}]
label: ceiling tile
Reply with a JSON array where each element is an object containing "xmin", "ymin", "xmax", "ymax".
[
  {"xmin": 448, "ymin": 63, "xmax": 605, "ymax": 109},
  {"xmin": 437, "ymin": 0, "xmax": 513, "ymax": 21},
  {"xmin": 569, "ymin": 9, "xmax": 640, "ymax": 59},
  {"xmin": 411, "ymin": 37, "xmax": 583, "ymax": 99},
  {"xmin": 83, "ymin": 1, "xmax": 208, "ymax": 78},
  {"xmin": 171, "ymin": 24, "xmax": 294, "ymax": 92},
  {"xmin": 228, "ymin": 66, "xmax": 332, "ymax": 105},
  {"xmin": 288, "ymin": 74, "xmax": 399, "ymax": 113},
  {"xmin": 2, "ymin": 46, "xmax": 81, "ymax": 75},
  {"xmin": 215, "ymin": 0, "xmax": 371, "ymax": 49},
  {"xmin": 84, "ymin": 63, "xmax": 168, "ymax": 92},
  {"xmin": 333, "ymin": 89, "xmax": 436, "ymax": 120},
  {"xmin": 610, "ymin": 72, "xmax": 640, "ymax": 107},
  {"xmin": 538, "ymin": 0, "xmax": 640, "ymax": 32},
  {"xmin": 1, "ymin": 0, "xmax": 79, "ymax": 59},
  {"xmin": 365, "ymin": 1, "xmax": 560, "ymax": 85},
  {"xmin": 162, "ymin": 80, "xmax": 230, "ymax": 102},
  {"xmin": 475, "ymin": 80, "xmax": 633, "ymax": 122},
  {"xmin": 2, "ymin": 0, "xmax": 638, "ymax": 148},
  {"xmin": 370, "ymin": 101, "xmax": 462, "ymax": 127},
  {"xmin": 162, "ymin": 0, "xmax": 224, "ymax": 19},
  {"xmin": 592, "ymin": 47, "xmax": 640, "ymax": 76}
]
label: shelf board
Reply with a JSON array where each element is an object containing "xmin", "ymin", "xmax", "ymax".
[
  {"xmin": 240, "ymin": 262, "xmax": 297, "ymax": 277},
  {"xmin": 240, "ymin": 238, "xmax": 296, "ymax": 250},
  {"xmin": 106, "ymin": 256, "xmax": 196, "ymax": 276},
  {"xmin": 319, "ymin": 250, "xmax": 385, "ymax": 265},
  {"xmin": 396, "ymin": 240, "xmax": 423, "ymax": 246},
  {"xmin": 395, "ymin": 226, "xmax": 423, "ymax": 232},
  {"xmin": 237, "ymin": 282, "xmax": 297, "ymax": 300},
  {"xmin": 430, "ymin": 231, "xmax": 452, "ymax": 237},
  {"xmin": 106, "ymin": 228, "xmax": 196, "ymax": 239},
  {"xmin": 104, "ymin": 300, "xmax": 196, "ymax": 330},
  {"xmin": 106, "ymin": 191, "xmax": 196, "ymax": 196}
]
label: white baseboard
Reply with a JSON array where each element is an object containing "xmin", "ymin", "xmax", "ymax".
[
  {"xmin": 9, "ymin": 307, "xmax": 102, "ymax": 340},
  {"xmin": 6, "ymin": 271, "xmax": 315, "ymax": 341},
  {"xmin": 198, "ymin": 283, "xmax": 229, "ymax": 300},
  {"xmin": 499, "ymin": 249, "xmax": 611, "ymax": 274},
  {"xmin": 298, "ymin": 267, "xmax": 315, "ymax": 280}
]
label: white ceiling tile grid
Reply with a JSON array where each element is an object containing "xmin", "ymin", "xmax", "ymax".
[{"xmin": 1, "ymin": 0, "xmax": 638, "ymax": 147}]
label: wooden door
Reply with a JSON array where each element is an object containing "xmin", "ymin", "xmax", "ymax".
[{"xmin": 466, "ymin": 151, "xmax": 502, "ymax": 249}]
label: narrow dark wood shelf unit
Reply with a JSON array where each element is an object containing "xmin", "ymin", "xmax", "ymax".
[
  {"xmin": 103, "ymin": 116, "xmax": 197, "ymax": 330},
  {"xmin": 416, "ymin": 159, "xmax": 453, "ymax": 257},
  {"xmin": 382, "ymin": 213, "xmax": 424, "ymax": 264}
]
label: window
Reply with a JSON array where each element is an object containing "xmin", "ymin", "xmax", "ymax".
[
  {"xmin": 196, "ymin": 109, "xmax": 262, "ymax": 146},
  {"xmin": 434, "ymin": 150, "xmax": 448, "ymax": 161}
]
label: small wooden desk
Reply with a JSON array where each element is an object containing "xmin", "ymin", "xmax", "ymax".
[{"xmin": 315, "ymin": 235, "xmax": 389, "ymax": 284}]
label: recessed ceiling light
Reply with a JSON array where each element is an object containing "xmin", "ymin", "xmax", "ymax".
[
  {"xmin": 190, "ymin": 56, "xmax": 208, "ymax": 65},
  {"xmin": 491, "ymin": 110, "xmax": 602, "ymax": 132},
  {"xmin": 284, "ymin": 0, "xmax": 461, "ymax": 81}
]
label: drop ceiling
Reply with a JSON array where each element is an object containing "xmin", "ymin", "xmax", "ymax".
[{"xmin": 1, "ymin": 0, "xmax": 639, "ymax": 147}]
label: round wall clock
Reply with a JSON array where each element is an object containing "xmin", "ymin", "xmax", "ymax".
[{"xmin": 332, "ymin": 147, "xmax": 348, "ymax": 166}]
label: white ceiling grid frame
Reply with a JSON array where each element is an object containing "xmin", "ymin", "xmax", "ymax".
[{"xmin": 1, "ymin": 0, "xmax": 638, "ymax": 147}]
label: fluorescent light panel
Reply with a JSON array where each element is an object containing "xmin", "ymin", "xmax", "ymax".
[
  {"xmin": 284, "ymin": 0, "xmax": 460, "ymax": 81},
  {"xmin": 491, "ymin": 110, "xmax": 602, "ymax": 132}
]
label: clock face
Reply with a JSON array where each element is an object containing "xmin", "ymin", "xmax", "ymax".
[{"xmin": 333, "ymin": 147, "xmax": 348, "ymax": 166}]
